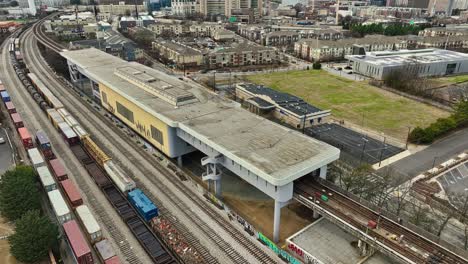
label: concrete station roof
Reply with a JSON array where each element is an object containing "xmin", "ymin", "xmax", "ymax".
[{"xmin": 61, "ymin": 48, "xmax": 340, "ymax": 186}]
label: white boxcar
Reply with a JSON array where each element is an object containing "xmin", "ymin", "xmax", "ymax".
[
  {"xmin": 73, "ymin": 125, "xmax": 88, "ymax": 139},
  {"xmin": 103, "ymin": 160, "xmax": 136, "ymax": 193},
  {"xmin": 28, "ymin": 148, "xmax": 45, "ymax": 169},
  {"xmin": 48, "ymin": 190, "xmax": 72, "ymax": 224},
  {"xmin": 95, "ymin": 239, "xmax": 116, "ymax": 261},
  {"xmin": 76, "ymin": 205, "xmax": 102, "ymax": 244},
  {"xmin": 37, "ymin": 166, "xmax": 56, "ymax": 192}
]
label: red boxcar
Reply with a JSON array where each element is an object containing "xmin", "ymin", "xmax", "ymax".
[
  {"xmin": 10, "ymin": 113, "xmax": 23, "ymax": 128},
  {"xmin": 368, "ymin": 220, "xmax": 377, "ymax": 229},
  {"xmin": 49, "ymin": 159, "xmax": 68, "ymax": 181},
  {"xmin": 5, "ymin": 101, "xmax": 15, "ymax": 114},
  {"xmin": 18, "ymin": 127, "xmax": 33, "ymax": 149},
  {"xmin": 104, "ymin": 256, "xmax": 121, "ymax": 264},
  {"xmin": 63, "ymin": 220, "xmax": 94, "ymax": 264},
  {"xmin": 60, "ymin": 179, "xmax": 83, "ymax": 208}
]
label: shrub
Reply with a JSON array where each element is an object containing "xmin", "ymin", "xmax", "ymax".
[{"xmin": 312, "ymin": 62, "xmax": 322, "ymax": 70}]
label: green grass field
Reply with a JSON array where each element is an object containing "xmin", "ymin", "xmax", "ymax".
[{"xmin": 247, "ymin": 70, "xmax": 450, "ymax": 140}]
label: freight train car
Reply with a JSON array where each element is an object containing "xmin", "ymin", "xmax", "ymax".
[
  {"xmin": 10, "ymin": 113, "xmax": 23, "ymax": 128},
  {"xmin": 103, "ymin": 160, "xmax": 136, "ymax": 193},
  {"xmin": 0, "ymin": 83, "xmax": 5, "ymax": 92},
  {"xmin": 28, "ymin": 148, "xmax": 46, "ymax": 169},
  {"xmin": 37, "ymin": 166, "xmax": 57, "ymax": 192},
  {"xmin": 82, "ymin": 136, "xmax": 111, "ymax": 166},
  {"xmin": 1, "ymin": 91, "xmax": 10, "ymax": 102},
  {"xmin": 36, "ymin": 130, "xmax": 54, "ymax": 160},
  {"xmin": 60, "ymin": 179, "xmax": 83, "ymax": 208},
  {"xmin": 128, "ymin": 189, "xmax": 159, "ymax": 222},
  {"xmin": 47, "ymin": 109, "xmax": 65, "ymax": 129},
  {"xmin": 76, "ymin": 205, "xmax": 103, "ymax": 244},
  {"xmin": 63, "ymin": 220, "xmax": 94, "ymax": 264},
  {"xmin": 49, "ymin": 158, "xmax": 68, "ymax": 181},
  {"xmin": 57, "ymin": 122, "xmax": 79, "ymax": 146},
  {"xmin": 5, "ymin": 101, "xmax": 16, "ymax": 114},
  {"xmin": 94, "ymin": 239, "xmax": 117, "ymax": 263},
  {"xmin": 18, "ymin": 126, "xmax": 33, "ymax": 149},
  {"xmin": 48, "ymin": 189, "xmax": 72, "ymax": 224},
  {"xmin": 28, "ymin": 73, "xmax": 64, "ymax": 110}
]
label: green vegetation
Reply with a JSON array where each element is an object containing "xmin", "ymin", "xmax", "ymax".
[
  {"xmin": 438, "ymin": 74, "xmax": 468, "ymax": 84},
  {"xmin": 0, "ymin": 166, "xmax": 41, "ymax": 221},
  {"xmin": 247, "ymin": 70, "xmax": 449, "ymax": 140},
  {"xmin": 349, "ymin": 23, "xmax": 422, "ymax": 37},
  {"xmin": 409, "ymin": 101, "xmax": 468, "ymax": 144},
  {"xmin": 9, "ymin": 210, "xmax": 59, "ymax": 263},
  {"xmin": 312, "ymin": 62, "xmax": 321, "ymax": 70}
]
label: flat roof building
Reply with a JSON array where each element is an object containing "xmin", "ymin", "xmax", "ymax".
[
  {"xmin": 61, "ymin": 48, "xmax": 339, "ymax": 242},
  {"xmin": 346, "ymin": 49, "xmax": 468, "ymax": 80}
]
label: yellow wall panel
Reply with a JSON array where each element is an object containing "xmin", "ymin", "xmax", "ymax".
[{"xmin": 98, "ymin": 83, "xmax": 172, "ymax": 156}]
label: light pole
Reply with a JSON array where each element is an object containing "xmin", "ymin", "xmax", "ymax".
[
  {"xmin": 432, "ymin": 156, "xmax": 438, "ymax": 171},
  {"xmin": 405, "ymin": 126, "xmax": 411, "ymax": 149},
  {"xmin": 378, "ymin": 136, "xmax": 387, "ymax": 167},
  {"xmin": 359, "ymin": 137, "xmax": 369, "ymax": 164}
]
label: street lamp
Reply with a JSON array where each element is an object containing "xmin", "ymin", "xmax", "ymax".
[
  {"xmin": 432, "ymin": 156, "xmax": 438, "ymax": 171},
  {"xmin": 405, "ymin": 126, "xmax": 411, "ymax": 149},
  {"xmin": 359, "ymin": 137, "xmax": 369, "ymax": 164}
]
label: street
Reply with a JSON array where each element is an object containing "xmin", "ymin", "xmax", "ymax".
[
  {"xmin": 0, "ymin": 127, "xmax": 14, "ymax": 175},
  {"xmin": 383, "ymin": 127, "xmax": 468, "ymax": 179}
]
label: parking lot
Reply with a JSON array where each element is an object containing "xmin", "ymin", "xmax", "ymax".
[
  {"xmin": 437, "ymin": 161, "xmax": 468, "ymax": 208},
  {"xmin": 307, "ymin": 123, "xmax": 404, "ymax": 165},
  {"xmin": 323, "ymin": 63, "xmax": 367, "ymax": 81}
]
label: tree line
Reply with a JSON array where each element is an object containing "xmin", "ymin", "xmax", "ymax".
[
  {"xmin": 0, "ymin": 166, "xmax": 59, "ymax": 263},
  {"xmin": 347, "ymin": 22, "xmax": 422, "ymax": 38}
]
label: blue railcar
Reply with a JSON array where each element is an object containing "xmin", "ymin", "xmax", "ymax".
[
  {"xmin": 128, "ymin": 189, "xmax": 158, "ymax": 222},
  {"xmin": 1, "ymin": 91, "xmax": 10, "ymax": 102}
]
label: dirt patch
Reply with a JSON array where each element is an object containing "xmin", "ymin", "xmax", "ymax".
[
  {"xmin": 0, "ymin": 217, "xmax": 17, "ymax": 264},
  {"xmin": 223, "ymin": 194, "xmax": 316, "ymax": 244}
]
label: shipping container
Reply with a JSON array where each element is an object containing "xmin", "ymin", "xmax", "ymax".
[
  {"xmin": 10, "ymin": 113, "xmax": 23, "ymax": 128},
  {"xmin": 60, "ymin": 179, "xmax": 83, "ymax": 208},
  {"xmin": 1, "ymin": 91, "xmax": 10, "ymax": 102},
  {"xmin": 58, "ymin": 122, "xmax": 79, "ymax": 146},
  {"xmin": 321, "ymin": 194, "xmax": 329, "ymax": 202},
  {"xmin": 48, "ymin": 190, "xmax": 72, "ymax": 224},
  {"xmin": 103, "ymin": 160, "xmax": 136, "ymax": 193},
  {"xmin": 15, "ymin": 51, "xmax": 22, "ymax": 60},
  {"xmin": 63, "ymin": 220, "xmax": 94, "ymax": 264},
  {"xmin": 82, "ymin": 136, "xmax": 111, "ymax": 166},
  {"xmin": 18, "ymin": 127, "xmax": 33, "ymax": 149},
  {"xmin": 28, "ymin": 148, "xmax": 46, "ymax": 169},
  {"xmin": 128, "ymin": 189, "xmax": 158, "ymax": 222},
  {"xmin": 36, "ymin": 130, "xmax": 54, "ymax": 160},
  {"xmin": 49, "ymin": 158, "xmax": 68, "ymax": 181},
  {"xmin": 368, "ymin": 220, "xmax": 377, "ymax": 229},
  {"xmin": 73, "ymin": 125, "xmax": 89, "ymax": 139},
  {"xmin": 104, "ymin": 256, "xmax": 121, "ymax": 264},
  {"xmin": 94, "ymin": 239, "xmax": 116, "ymax": 262},
  {"xmin": 76, "ymin": 205, "xmax": 102, "ymax": 244},
  {"xmin": 5, "ymin": 101, "xmax": 16, "ymax": 114},
  {"xmin": 47, "ymin": 109, "xmax": 65, "ymax": 129},
  {"xmin": 37, "ymin": 166, "xmax": 57, "ymax": 192}
]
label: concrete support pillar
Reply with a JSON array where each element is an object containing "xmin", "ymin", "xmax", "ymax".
[
  {"xmin": 313, "ymin": 209, "xmax": 320, "ymax": 219},
  {"xmin": 319, "ymin": 164, "xmax": 327, "ymax": 179},
  {"xmin": 177, "ymin": 155, "xmax": 183, "ymax": 167},
  {"xmin": 273, "ymin": 200, "xmax": 281, "ymax": 243},
  {"xmin": 214, "ymin": 178, "xmax": 222, "ymax": 196}
]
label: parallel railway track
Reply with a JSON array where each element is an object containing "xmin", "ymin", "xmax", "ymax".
[
  {"xmin": 28, "ymin": 24, "xmax": 279, "ymax": 264},
  {"xmin": 296, "ymin": 179, "xmax": 468, "ymax": 264}
]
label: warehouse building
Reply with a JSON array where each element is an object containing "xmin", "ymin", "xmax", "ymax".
[
  {"xmin": 61, "ymin": 48, "xmax": 339, "ymax": 242},
  {"xmin": 346, "ymin": 49, "xmax": 468, "ymax": 80}
]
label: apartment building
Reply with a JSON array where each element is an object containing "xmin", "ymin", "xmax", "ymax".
[
  {"xmin": 152, "ymin": 40, "xmax": 204, "ymax": 67},
  {"xmin": 207, "ymin": 42, "xmax": 279, "ymax": 67},
  {"xmin": 295, "ymin": 35, "xmax": 408, "ymax": 61},
  {"xmin": 172, "ymin": 0, "xmax": 198, "ymax": 15},
  {"xmin": 419, "ymin": 27, "xmax": 468, "ymax": 37}
]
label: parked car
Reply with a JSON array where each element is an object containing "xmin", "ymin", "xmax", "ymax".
[{"xmin": 0, "ymin": 137, "xmax": 5, "ymax": 144}]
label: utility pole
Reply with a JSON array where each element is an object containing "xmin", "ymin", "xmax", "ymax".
[
  {"xmin": 378, "ymin": 136, "xmax": 386, "ymax": 167},
  {"xmin": 405, "ymin": 126, "xmax": 411, "ymax": 149}
]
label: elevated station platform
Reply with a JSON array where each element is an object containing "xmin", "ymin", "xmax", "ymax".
[{"xmin": 61, "ymin": 48, "xmax": 340, "ymax": 241}]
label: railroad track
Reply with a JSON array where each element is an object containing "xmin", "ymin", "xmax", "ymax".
[
  {"xmin": 296, "ymin": 179, "xmax": 467, "ymax": 264},
  {"xmin": 16, "ymin": 30, "xmax": 151, "ymax": 264},
  {"xmin": 32, "ymin": 14, "xmax": 64, "ymax": 53},
  {"xmin": 25, "ymin": 27, "xmax": 279, "ymax": 264}
]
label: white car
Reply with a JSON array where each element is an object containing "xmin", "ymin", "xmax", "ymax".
[{"xmin": 0, "ymin": 137, "xmax": 5, "ymax": 144}]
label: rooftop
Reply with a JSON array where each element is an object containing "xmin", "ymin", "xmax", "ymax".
[
  {"xmin": 60, "ymin": 48, "xmax": 339, "ymax": 186},
  {"xmin": 239, "ymin": 83, "xmax": 325, "ymax": 116},
  {"xmin": 298, "ymin": 35, "xmax": 406, "ymax": 48},
  {"xmin": 346, "ymin": 48, "xmax": 468, "ymax": 67},
  {"xmin": 153, "ymin": 39, "xmax": 203, "ymax": 56}
]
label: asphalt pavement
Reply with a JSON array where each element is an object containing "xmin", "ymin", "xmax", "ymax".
[
  {"xmin": 382, "ymin": 127, "xmax": 468, "ymax": 179},
  {"xmin": 0, "ymin": 128, "xmax": 14, "ymax": 174}
]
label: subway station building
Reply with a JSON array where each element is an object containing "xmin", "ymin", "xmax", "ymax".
[{"xmin": 61, "ymin": 48, "xmax": 340, "ymax": 242}]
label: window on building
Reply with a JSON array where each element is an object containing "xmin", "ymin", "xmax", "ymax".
[
  {"xmin": 116, "ymin": 102, "xmax": 134, "ymax": 123},
  {"xmin": 150, "ymin": 125, "xmax": 164, "ymax": 145}
]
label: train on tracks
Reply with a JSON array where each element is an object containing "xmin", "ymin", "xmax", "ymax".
[{"xmin": 3, "ymin": 32, "xmax": 206, "ymax": 264}]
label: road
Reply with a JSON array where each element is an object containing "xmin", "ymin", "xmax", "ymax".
[
  {"xmin": 383, "ymin": 127, "xmax": 468, "ymax": 179},
  {"xmin": 0, "ymin": 127, "xmax": 14, "ymax": 174}
]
